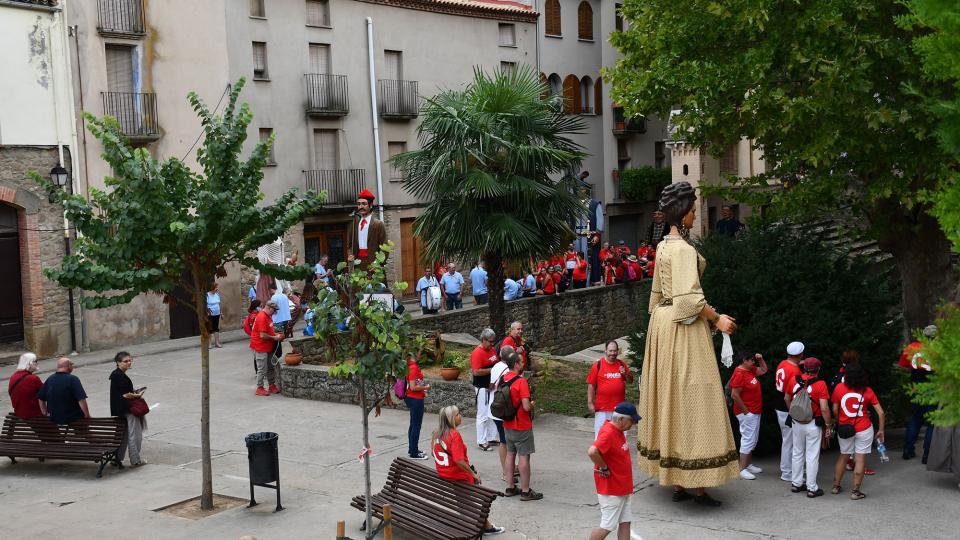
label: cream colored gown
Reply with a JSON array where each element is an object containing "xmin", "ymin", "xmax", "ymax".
[{"xmin": 637, "ymin": 236, "xmax": 739, "ymax": 487}]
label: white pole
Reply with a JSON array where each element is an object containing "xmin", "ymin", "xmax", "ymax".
[{"xmin": 366, "ymin": 17, "xmax": 385, "ymax": 222}]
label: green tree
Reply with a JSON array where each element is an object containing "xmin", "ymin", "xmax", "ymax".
[
  {"xmin": 619, "ymin": 166, "xmax": 672, "ymax": 202},
  {"xmin": 35, "ymin": 79, "xmax": 324, "ymax": 509},
  {"xmin": 607, "ymin": 0, "xmax": 958, "ymax": 331},
  {"xmin": 393, "ymin": 67, "xmax": 587, "ymax": 335},
  {"xmin": 309, "ymin": 245, "xmax": 414, "ymax": 537}
]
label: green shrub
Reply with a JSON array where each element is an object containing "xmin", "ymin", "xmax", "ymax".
[
  {"xmin": 913, "ymin": 306, "xmax": 960, "ymax": 426},
  {"xmin": 619, "ymin": 166, "xmax": 671, "ymax": 201}
]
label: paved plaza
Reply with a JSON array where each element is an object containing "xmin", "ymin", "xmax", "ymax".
[{"xmin": 1, "ymin": 337, "xmax": 956, "ymax": 540}]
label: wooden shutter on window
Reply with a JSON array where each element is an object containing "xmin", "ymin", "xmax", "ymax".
[
  {"xmin": 314, "ymin": 129, "xmax": 338, "ymax": 170},
  {"xmin": 384, "ymin": 50, "xmax": 402, "ymax": 81},
  {"xmin": 578, "ymin": 2, "xmax": 593, "ymax": 40},
  {"xmin": 306, "ymin": 0, "xmax": 329, "ymax": 26},
  {"xmin": 309, "ymin": 44, "xmax": 330, "ymax": 74},
  {"xmin": 253, "ymin": 42, "xmax": 267, "ymax": 76},
  {"xmin": 105, "ymin": 45, "xmax": 134, "ymax": 92},
  {"xmin": 562, "ymin": 74, "xmax": 580, "ymax": 114},
  {"xmin": 594, "ymin": 78, "xmax": 603, "ymax": 115},
  {"xmin": 545, "ymin": 0, "xmax": 561, "ymax": 36}
]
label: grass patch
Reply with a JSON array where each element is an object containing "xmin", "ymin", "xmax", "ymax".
[{"xmin": 534, "ymin": 357, "xmax": 639, "ymax": 418}]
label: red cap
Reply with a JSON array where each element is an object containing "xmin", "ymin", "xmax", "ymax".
[
  {"xmin": 803, "ymin": 357, "xmax": 822, "ymax": 371},
  {"xmin": 358, "ymin": 189, "xmax": 375, "ymax": 202}
]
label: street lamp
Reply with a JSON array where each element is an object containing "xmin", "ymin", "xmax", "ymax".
[{"xmin": 49, "ymin": 164, "xmax": 69, "ymax": 203}]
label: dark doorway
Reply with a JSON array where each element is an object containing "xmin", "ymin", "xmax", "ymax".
[
  {"xmin": 169, "ymin": 267, "xmax": 200, "ymax": 339},
  {"xmin": 0, "ymin": 205, "xmax": 24, "ymax": 343},
  {"xmin": 304, "ymin": 222, "xmax": 347, "ymax": 270}
]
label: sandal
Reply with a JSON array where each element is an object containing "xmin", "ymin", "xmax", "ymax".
[
  {"xmin": 831, "ymin": 485, "xmax": 842, "ymax": 495},
  {"xmin": 672, "ymin": 490, "xmax": 693, "ymax": 502},
  {"xmin": 790, "ymin": 484, "xmax": 807, "ymax": 493},
  {"xmin": 850, "ymin": 489, "xmax": 866, "ymax": 500},
  {"xmin": 807, "ymin": 488, "xmax": 824, "ymax": 498},
  {"xmin": 478, "ymin": 443, "xmax": 493, "ymax": 452}
]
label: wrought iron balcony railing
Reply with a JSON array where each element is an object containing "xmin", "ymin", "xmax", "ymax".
[
  {"xmin": 377, "ymin": 79, "xmax": 419, "ymax": 119},
  {"xmin": 305, "ymin": 74, "xmax": 349, "ymax": 117},
  {"xmin": 304, "ymin": 169, "xmax": 366, "ymax": 206},
  {"xmin": 101, "ymin": 92, "xmax": 160, "ymax": 142},
  {"xmin": 97, "ymin": 0, "xmax": 145, "ymax": 37}
]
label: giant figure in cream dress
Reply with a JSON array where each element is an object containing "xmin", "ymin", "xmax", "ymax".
[{"xmin": 638, "ymin": 182, "xmax": 739, "ymax": 495}]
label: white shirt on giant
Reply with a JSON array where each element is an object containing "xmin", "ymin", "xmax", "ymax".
[{"xmin": 357, "ymin": 216, "xmax": 370, "ymax": 250}]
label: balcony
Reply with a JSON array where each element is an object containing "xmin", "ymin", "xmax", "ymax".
[
  {"xmin": 101, "ymin": 92, "xmax": 160, "ymax": 142},
  {"xmin": 97, "ymin": 0, "xmax": 145, "ymax": 38},
  {"xmin": 304, "ymin": 169, "xmax": 366, "ymax": 206},
  {"xmin": 612, "ymin": 107, "xmax": 646, "ymax": 136},
  {"xmin": 378, "ymin": 80, "xmax": 419, "ymax": 120},
  {"xmin": 305, "ymin": 74, "xmax": 349, "ymax": 117}
]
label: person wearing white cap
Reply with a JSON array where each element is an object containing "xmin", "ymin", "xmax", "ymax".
[{"xmin": 774, "ymin": 341, "xmax": 805, "ymax": 482}]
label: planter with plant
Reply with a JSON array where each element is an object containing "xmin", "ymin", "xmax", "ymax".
[{"xmin": 440, "ymin": 352, "xmax": 468, "ymax": 381}]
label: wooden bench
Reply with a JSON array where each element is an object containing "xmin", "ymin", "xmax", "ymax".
[
  {"xmin": 351, "ymin": 457, "xmax": 501, "ymax": 540},
  {"xmin": 0, "ymin": 413, "xmax": 127, "ymax": 477}
]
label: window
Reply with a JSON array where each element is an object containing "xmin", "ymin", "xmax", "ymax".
[
  {"xmin": 252, "ymin": 42, "xmax": 269, "ymax": 79},
  {"xmin": 617, "ymin": 139, "xmax": 629, "ymax": 162},
  {"xmin": 615, "ymin": 3, "xmax": 624, "ymax": 32},
  {"xmin": 682, "ymin": 164, "xmax": 689, "ymax": 176},
  {"xmin": 306, "ymin": 0, "xmax": 330, "ymax": 26},
  {"xmin": 501, "ymin": 61, "xmax": 517, "ymax": 75},
  {"xmin": 719, "ymin": 144, "xmax": 738, "ymax": 174},
  {"xmin": 594, "ymin": 78, "xmax": 603, "ymax": 115},
  {"xmin": 259, "ymin": 128, "xmax": 276, "ymax": 165},
  {"xmin": 309, "ymin": 43, "xmax": 330, "ymax": 74},
  {"xmin": 655, "ymin": 141, "xmax": 666, "ymax": 169},
  {"xmin": 562, "ymin": 74, "xmax": 581, "ymax": 113},
  {"xmin": 384, "ymin": 50, "xmax": 403, "ymax": 80},
  {"xmin": 250, "ymin": 0, "xmax": 265, "ymax": 17},
  {"xmin": 105, "ymin": 44, "xmax": 135, "ymax": 92},
  {"xmin": 547, "ymin": 73, "xmax": 562, "ymax": 97},
  {"xmin": 545, "ymin": 0, "xmax": 561, "ymax": 36},
  {"xmin": 578, "ymin": 1, "xmax": 594, "ymax": 41},
  {"xmin": 498, "ymin": 23, "xmax": 516, "ymax": 47},
  {"xmin": 387, "ymin": 141, "xmax": 407, "ymax": 181},
  {"xmin": 313, "ymin": 129, "xmax": 338, "ymax": 170},
  {"xmin": 579, "ymin": 76, "xmax": 593, "ymax": 113}
]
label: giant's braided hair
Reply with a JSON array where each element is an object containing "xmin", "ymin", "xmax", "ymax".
[{"xmin": 658, "ymin": 181, "xmax": 697, "ymax": 229}]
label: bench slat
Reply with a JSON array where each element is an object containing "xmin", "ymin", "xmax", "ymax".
[
  {"xmin": 0, "ymin": 413, "xmax": 126, "ymax": 476},
  {"xmin": 351, "ymin": 495, "xmax": 477, "ymax": 540}
]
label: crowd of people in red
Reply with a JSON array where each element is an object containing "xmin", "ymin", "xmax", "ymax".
[{"xmin": 532, "ymin": 240, "xmax": 656, "ymax": 293}]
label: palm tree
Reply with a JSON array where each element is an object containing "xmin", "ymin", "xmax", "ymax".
[{"xmin": 394, "ymin": 67, "xmax": 587, "ymax": 335}]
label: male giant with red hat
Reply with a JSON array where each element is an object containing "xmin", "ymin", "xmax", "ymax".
[{"xmin": 346, "ymin": 188, "xmax": 387, "ymax": 270}]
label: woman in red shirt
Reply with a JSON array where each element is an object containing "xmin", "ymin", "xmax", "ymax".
[
  {"xmin": 572, "ymin": 252, "xmax": 588, "ymax": 289},
  {"xmin": 404, "ymin": 356, "xmax": 431, "ymax": 460},
  {"xmin": 432, "ymin": 406, "xmax": 505, "ymax": 535},
  {"xmin": 831, "ymin": 363, "xmax": 885, "ymax": 500},
  {"xmin": 9, "ymin": 353, "xmax": 44, "ymax": 419}
]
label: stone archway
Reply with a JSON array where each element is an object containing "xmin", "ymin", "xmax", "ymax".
[{"xmin": 0, "ymin": 182, "xmax": 48, "ymax": 351}]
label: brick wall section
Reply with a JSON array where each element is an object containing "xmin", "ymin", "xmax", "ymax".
[
  {"xmin": 409, "ymin": 282, "xmax": 650, "ymax": 355},
  {"xmin": 0, "ymin": 145, "xmax": 77, "ymax": 355}
]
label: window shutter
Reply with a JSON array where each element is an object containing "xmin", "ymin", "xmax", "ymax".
[
  {"xmin": 250, "ymin": 0, "xmax": 265, "ymax": 17},
  {"xmin": 499, "ymin": 24, "xmax": 516, "ymax": 46},
  {"xmin": 252, "ymin": 42, "xmax": 267, "ymax": 77},
  {"xmin": 578, "ymin": 2, "xmax": 593, "ymax": 40},
  {"xmin": 384, "ymin": 51, "xmax": 402, "ymax": 81},
  {"xmin": 306, "ymin": 0, "xmax": 330, "ymax": 26},
  {"xmin": 546, "ymin": 0, "xmax": 561, "ymax": 36},
  {"xmin": 562, "ymin": 75, "xmax": 580, "ymax": 114},
  {"xmin": 105, "ymin": 45, "xmax": 134, "ymax": 92},
  {"xmin": 594, "ymin": 78, "xmax": 603, "ymax": 115},
  {"xmin": 309, "ymin": 44, "xmax": 330, "ymax": 74},
  {"xmin": 314, "ymin": 129, "xmax": 339, "ymax": 170}
]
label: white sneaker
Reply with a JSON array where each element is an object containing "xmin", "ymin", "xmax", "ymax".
[
  {"xmin": 747, "ymin": 464, "xmax": 763, "ymax": 474},
  {"xmin": 739, "ymin": 469, "xmax": 756, "ymax": 480}
]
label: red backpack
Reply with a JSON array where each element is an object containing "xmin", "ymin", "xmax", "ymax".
[{"xmin": 243, "ymin": 312, "xmax": 257, "ymax": 336}]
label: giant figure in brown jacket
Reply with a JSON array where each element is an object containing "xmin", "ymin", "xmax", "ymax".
[{"xmin": 346, "ymin": 188, "xmax": 387, "ymax": 271}]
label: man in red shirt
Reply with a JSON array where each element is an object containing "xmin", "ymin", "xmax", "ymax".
[
  {"xmin": 250, "ymin": 301, "xmax": 284, "ymax": 396},
  {"xmin": 586, "ymin": 341, "xmax": 634, "ymax": 438},
  {"xmin": 774, "ymin": 341, "xmax": 804, "ymax": 482},
  {"xmin": 587, "ymin": 401, "xmax": 639, "ymax": 540},
  {"xmin": 789, "ymin": 358, "xmax": 832, "ymax": 497},
  {"xmin": 899, "ymin": 324, "xmax": 937, "ymax": 462},
  {"xmin": 502, "ymin": 352, "xmax": 542, "ymax": 501},
  {"xmin": 572, "ymin": 252, "xmax": 588, "ymax": 289},
  {"xmin": 471, "ymin": 329, "xmax": 500, "ymax": 451},
  {"xmin": 729, "ymin": 352, "xmax": 768, "ymax": 480},
  {"xmin": 500, "ymin": 321, "xmax": 529, "ymax": 372}
]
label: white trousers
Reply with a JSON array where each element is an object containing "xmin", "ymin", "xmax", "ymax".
[
  {"xmin": 776, "ymin": 410, "xmax": 793, "ymax": 480},
  {"xmin": 122, "ymin": 413, "xmax": 144, "ymax": 465},
  {"xmin": 791, "ymin": 421, "xmax": 822, "ymax": 491},
  {"xmin": 475, "ymin": 388, "xmax": 498, "ymax": 445},
  {"xmin": 594, "ymin": 411, "xmax": 613, "ymax": 439}
]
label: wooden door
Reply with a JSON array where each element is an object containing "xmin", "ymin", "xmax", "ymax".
[
  {"xmin": 400, "ymin": 218, "xmax": 423, "ymax": 296},
  {"xmin": 0, "ymin": 205, "xmax": 23, "ymax": 343},
  {"xmin": 304, "ymin": 226, "xmax": 347, "ymax": 271}
]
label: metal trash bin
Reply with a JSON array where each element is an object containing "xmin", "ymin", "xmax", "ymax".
[{"xmin": 245, "ymin": 432, "xmax": 283, "ymax": 511}]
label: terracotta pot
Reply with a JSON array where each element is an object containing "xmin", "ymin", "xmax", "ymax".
[
  {"xmin": 284, "ymin": 353, "xmax": 303, "ymax": 366},
  {"xmin": 439, "ymin": 367, "xmax": 461, "ymax": 381}
]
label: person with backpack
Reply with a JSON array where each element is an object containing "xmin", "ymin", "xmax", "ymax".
[
  {"xmin": 775, "ymin": 341, "xmax": 805, "ymax": 482},
  {"xmin": 492, "ymin": 350, "xmax": 542, "ymax": 501},
  {"xmin": 492, "ymin": 346, "xmax": 518, "ymax": 482},
  {"xmin": 402, "ymin": 355, "xmax": 431, "ymax": 460},
  {"xmin": 728, "ymin": 352, "xmax": 768, "ymax": 480},
  {"xmin": 831, "ymin": 363, "xmax": 886, "ymax": 500},
  {"xmin": 586, "ymin": 341, "xmax": 634, "ymax": 439},
  {"xmin": 471, "ymin": 328, "xmax": 500, "ymax": 452},
  {"xmin": 789, "ymin": 357, "xmax": 832, "ymax": 498}
]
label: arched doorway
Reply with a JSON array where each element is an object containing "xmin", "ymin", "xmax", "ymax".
[{"xmin": 0, "ymin": 204, "xmax": 24, "ymax": 343}]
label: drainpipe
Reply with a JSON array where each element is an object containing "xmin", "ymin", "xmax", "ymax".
[
  {"xmin": 365, "ymin": 17, "xmax": 385, "ymax": 222},
  {"xmin": 534, "ymin": 0, "xmax": 541, "ymax": 73}
]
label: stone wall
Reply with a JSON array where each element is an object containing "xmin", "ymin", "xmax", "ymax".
[
  {"xmin": 280, "ymin": 362, "xmax": 495, "ymax": 416},
  {"xmin": 409, "ymin": 282, "xmax": 650, "ymax": 355}
]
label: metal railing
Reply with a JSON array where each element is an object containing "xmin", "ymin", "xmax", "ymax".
[
  {"xmin": 97, "ymin": 0, "xmax": 145, "ymax": 37},
  {"xmin": 305, "ymin": 74, "xmax": 349, "ymax": 116},
  {"xmin": 612, "ymin": 107, "xmax": 647, "ymax": 135},
  {"xmin": 377, "ymin": 79, "xmax": 419, "ymax": 118},
  {"xmin": 304, "ymin": 169, "xmax": 366, "ymax": 206},
  {"xmin": 101, "ymin": 92, "xmax": 160, "ymax": 141}
]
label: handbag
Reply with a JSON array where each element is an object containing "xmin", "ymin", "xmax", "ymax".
[
  {"xmin": 837, "ymin": 393, "xmax": 863, "ymax": 439},
  {"xmin": 129, "ymin": 397, "xmax": 150, "ymax": 417}
]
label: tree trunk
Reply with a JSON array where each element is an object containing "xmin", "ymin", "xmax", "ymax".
[
  {"xmin": 192, "ymin": 269, "xmax": 214, "ymax": 511},
  {"xmin": 875, "ymin": 206, "xmax": 958, "ymax": 335},
  {"xmin": 485, "ymin": 252, "xmax": 506, "ymax": 337},
  {"xmin": 360, "ymin": 376, "xmax": 373, "ymax": 539}
]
